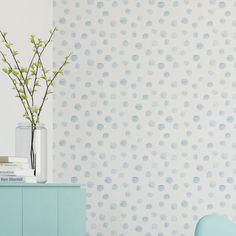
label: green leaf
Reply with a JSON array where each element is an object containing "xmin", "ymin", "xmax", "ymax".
[
  {"xmin": 47, "ymin": 77, "xmax": 52, "ymax": 82},
  {"xmin": 12, "ymin": 70, "xmax": 19, "ymax": 76},
  {"xmin": 23, "ymin": 113, "xmax": 31, "ymax": 122},
  {"xmin": 5, "ymin": 43, "xmax": 11, "ymax": 49},
  {"xmin": 12, "ymin": 50, "xmax": 18, "ymax": 56},
  {"xmin": 2, "ymin": 68, "xmax": 9, "ymax": 74},
  {"xmin": 21, "ymin": 94, "xmax": 27, "ymax": 100},
  {"xmin": 21, "ymin": 67, "xmax": 27, "ymax": 73},
  {"xmin": 30, "ymin": 35, "xmax": 35, "ymax": 43},
  {"xmin": 58, "ymin": 70, "xmax": 64, "ymax": 75},
  {"xmin": 36, "ymin": 117, "xmax": 40, "ymax": 124},
  {"xmin": 53, "ymin": 70, "xmax": 57, "ymax": 75}
]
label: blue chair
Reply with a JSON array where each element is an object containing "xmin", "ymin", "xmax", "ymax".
[{"xmin": 195, "ymin": 215, "xmax": 236, "ymax": 236}]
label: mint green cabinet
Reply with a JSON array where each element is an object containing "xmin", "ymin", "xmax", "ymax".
[{"xmin": 0, "ymin": 184, "xmax": 86, "ymax": 236}]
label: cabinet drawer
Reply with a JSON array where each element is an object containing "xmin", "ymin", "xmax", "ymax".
[
  {"xmin": 58, "ymin": 187, "xmax": 86, "ymax": 236},
  {"xmin": 0, "ymin": 187, "xmax": 22, "ymax": 236},
  {"xmin": 23, "ymin": 188, "xmax": 57, "ymax": 236}
]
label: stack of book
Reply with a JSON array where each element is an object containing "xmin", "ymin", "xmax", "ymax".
[{"xmin": 0, "ymin": 156, "xmax": 36, "ymax": 183}]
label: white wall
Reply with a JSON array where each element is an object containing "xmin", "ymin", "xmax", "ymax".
[{"xmin": 0, "ymin": 0, "xmax": 53, "ymax": 181}]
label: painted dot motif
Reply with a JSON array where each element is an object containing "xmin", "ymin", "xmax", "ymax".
[{"xmin": 53, "ymin": 0, "xmax": 236, "ymax": 235}]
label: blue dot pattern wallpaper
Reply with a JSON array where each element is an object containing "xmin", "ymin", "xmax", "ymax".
[{"xmin": 53, "ymin": 0, "xmax": 236, "ymax": 235}]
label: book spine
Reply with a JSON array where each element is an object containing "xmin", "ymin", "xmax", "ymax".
[
  {"xmin": 0, "ymin": 163, "xmax": 29, "ymax": 167},
  {"xmin": 0, "ymin": 176, "xmax": 25, "ymax": 182},
  {"xmin": 0, "ymin": 170, "xmax": 15, "ymax": 174},
  {"xmin": 0, "ymin": 176, "xmax": 36, "ymax": 183},
  {"xmin": 0, "ymin": 170, "xmax": 34, "ymax": 176},
  {"xmin": 0, "ymin": 166, "xmax": 31, "ymax": 170},
  {"xmin": 0, "ymin": 157, "xmax": 28, "ymax": 163}
]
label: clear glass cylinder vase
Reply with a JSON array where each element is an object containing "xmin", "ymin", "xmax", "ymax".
[{"xmin": 15, "ymin": 123, "xmax": 47, "ymax": 183}]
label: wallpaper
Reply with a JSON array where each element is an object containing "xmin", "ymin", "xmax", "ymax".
[{"xmin": 53, "ymin": 0, "xmax": 236, "ymax": 235}]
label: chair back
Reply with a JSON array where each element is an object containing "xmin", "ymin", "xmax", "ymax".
[{"xmin": 195, "ymin": 215, "xmax": 236, "ymax": 236}]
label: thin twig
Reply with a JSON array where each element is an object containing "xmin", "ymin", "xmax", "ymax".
[
  {"xmin": 0, "ymin": 31, "xmax": 32, "ymax": 97},
  {"xmin": 32, "ymin": 27, "xmax": 57, "ymax": 81},
  {"xmin": 30, "ymin": 28, "xmax": 57, "ymax": 104},
  {"xmin": 0, "ymin": 51, "xmax": 31, "ymax": 121},
  {"xmin": 0, "ymin": 51, "xmax": 34, "ymax": 122},
  {"xmin": 36, "ymin": 54, "xmax": 70, "ymax": 122}
]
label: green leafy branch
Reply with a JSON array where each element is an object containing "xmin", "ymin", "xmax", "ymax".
[{"xmin": 0, "ymin": 28, "xmax": 70, "ymax": 126}]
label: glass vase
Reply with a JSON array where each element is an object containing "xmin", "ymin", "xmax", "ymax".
[{"xmin": 15, "ymin": 122, "xmax": 47, "ymax": 183}]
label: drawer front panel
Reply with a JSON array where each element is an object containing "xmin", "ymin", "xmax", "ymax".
[
  {"xmin": 0, "ymin": 187, "xmax": 22, "ymax": 236},
  {"xmin": 58, "ymin": 187, "xmax": 86, "ymax": 236},
  {"xmin": 23, "ymin": 187, "xmax": 57, "ymax": 236}
]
